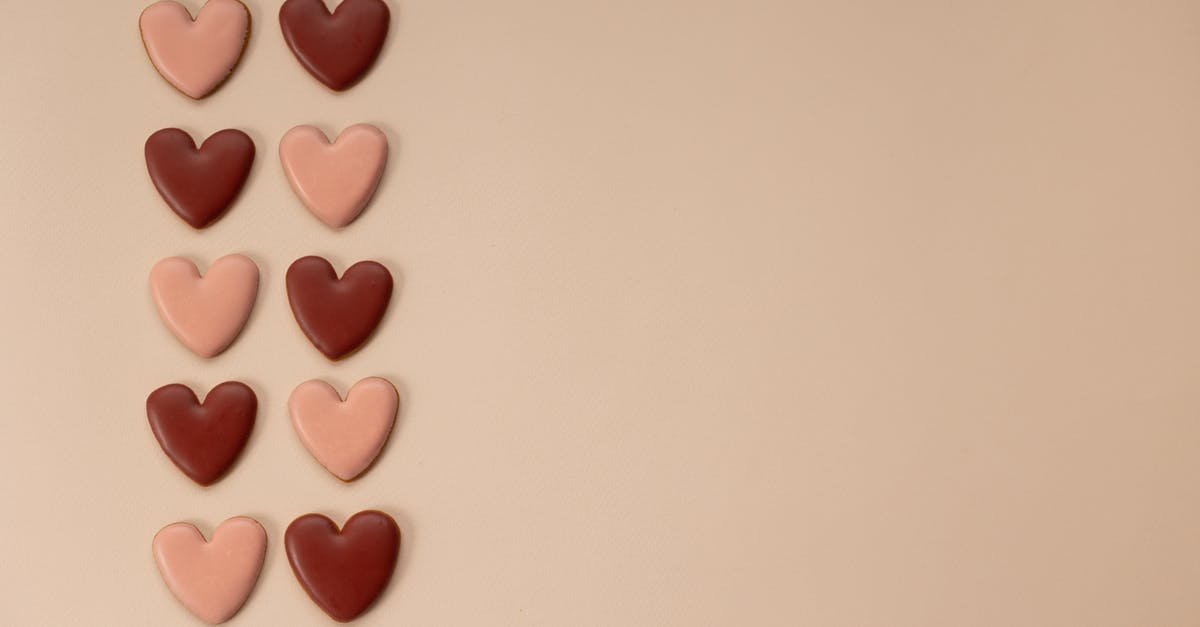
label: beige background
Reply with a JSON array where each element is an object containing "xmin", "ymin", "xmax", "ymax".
[{"xmin": 3, "ymin": 0, "xmax": 1200, "ymax": 625}]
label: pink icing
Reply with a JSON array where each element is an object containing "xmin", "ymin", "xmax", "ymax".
[
  {"xmin": 152, "ymin": 517, "xmax": 266, "ymax": 624},
  {"xmin": 279, "ymin": 124, "xmax": 389, "ymax": 228},
  {"xmin": 149, "ymin": 254, "xmax": 259, "ymax": 358},
  {"xmin": 289, "ymin": 377, "xmax": 399, "ymax": 481},
  {"xmin": 140, "ymin": 0, "xmax": 249, "ymax": 99}
]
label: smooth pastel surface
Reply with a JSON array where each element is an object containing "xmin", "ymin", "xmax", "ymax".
[
  {"xmin": 139, "ymin": 0, "xmax": 249, "ymax": 99},
  {"xmin": 279, "ymin": 124, "xmax": 388, "ymax": 228},
  {"xmin": 150, "ymin": 254, "xmax": 259, "ymax": 358},
  {"xmin": 153, "ymin": 517, "xmax": 266, "ymax": 624},
  {"xmin": 22, "ymin": 2, "xmax": 1200, "ymax": 626},
  {"xmin": 289, "ymin": 377, "xmax": 399, "ymax": 480}
]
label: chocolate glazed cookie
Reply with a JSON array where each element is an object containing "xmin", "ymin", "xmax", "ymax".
[
  {"xmin": 285, "ymin": 510, "xmax": 401, "ymax": 622},
  {"xmin": 144, "ymin": 128, "xmax": 255, "ymax": 229},
  {"xmin": 286, "ymin": 256, "xmax": 393, "ymax": 360},
  {"xmin": 279, "ymin": 0, "xmax": 391, "ymax": 91},
  {"xmin": 146, "ymin": 382, "xmax": 257, "ymax": 486}
]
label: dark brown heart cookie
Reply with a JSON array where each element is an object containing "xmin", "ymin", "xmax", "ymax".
[
  {"xmin": 285, "ymin": 510, "xmax": 401, "ymax": 622},
  {"xmin": 286, "ymin": 256, "xmax": 393, "ymax": 360},
  {"xmin": 146, "ymin": 381, "xmax": 257, "ymax": 486},
  {"xmin": 144, "ymin": 128, "xmax": 255, "ymax": 229},
  {"xmin": 279, "ymin": 0, "xmax": 390, "ymax": 91}
]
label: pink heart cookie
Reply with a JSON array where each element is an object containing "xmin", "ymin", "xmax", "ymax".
[
  {"xmin": 289, "ymin": 377, "xmax": 399, "ymax": 481},
  {"xmin": 140, "ymin": 0, "xmax": 250, "ymax": 99},
  {"xmin": 153, "ymin": 517, "xmax": 267, "ymax": 624},
  {"xmin": 150, "ymin": 254, "xmax": 259, "ymax": 358},
  {"xmin": 279, "ymin": 124, "xmax": 388, "ymax": 228}
]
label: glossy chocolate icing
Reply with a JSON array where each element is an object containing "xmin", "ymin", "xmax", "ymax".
[
  {"xmin": 286, "ymin": 256, "xmax": 393, "ymax": 360},
  {"xmin": 279, "ymin": 0, "xmax": 390, "ymax": 91},
  {"xmin": 145, "ymin": 128, "xmax": 255, "ymax": 229},
  {"xmin": 285, "ymin": 510, "xmax": 400, "ymax": 622},
  {"xmin": 146, "ymin": 381, "xmax": 257, "ymax": 486}
]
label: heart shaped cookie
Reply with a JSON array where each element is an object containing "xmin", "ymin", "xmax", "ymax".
[
  {"xmin": 140, "ymin": 0, "xmax": 250, "ymax": 99},
  {"xmin": 289, "ymin": 377, "xmax": 398, "ymax": 481},
  {"xmin": 153, "ymin": 517, "xmax": 267, "ymax": 624},
  {"xmin": 279, "ymin": 0, "xmax": 390, "ymax": 91},
  {"xmin": 147, "ymin": 382, "xmax": 257, "ymax": 486},
  {"xmin": 279, "ymin": 124, "xmax": 388, "ymax": 229},
  {"xmin": 285, "ymin": 511, "xmax": 400, "ymax": 622},
  {"xmin": 286, "ymin": 256, "xmax": 393, "ymax": 360},
  {"xmin": 145, "ymin": 128, "xmax": 255, "ymax": 229},
  {"xmin": 150, "ymin": 254, "xmax": 259, "ymax": 358}
]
